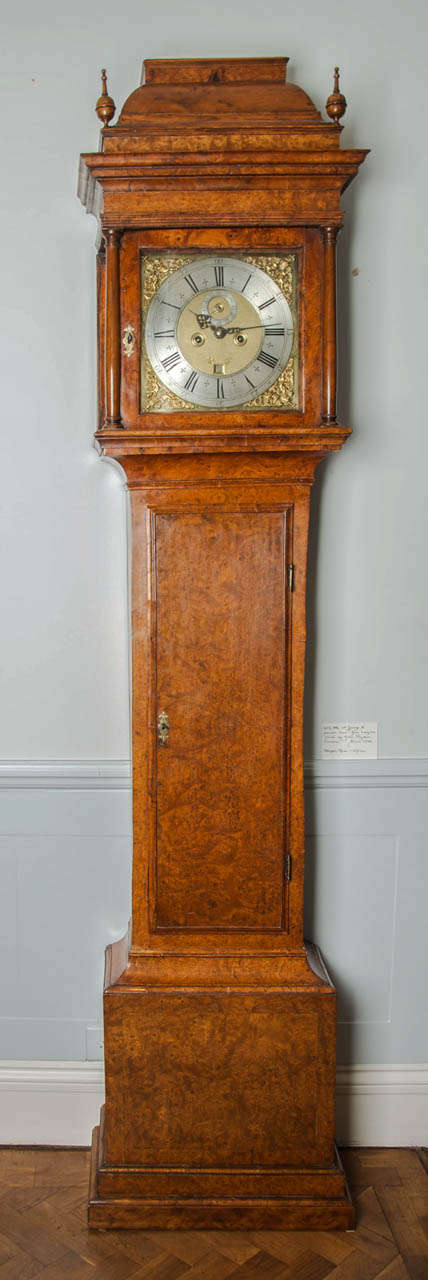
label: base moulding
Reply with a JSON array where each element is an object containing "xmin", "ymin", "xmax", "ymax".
[{"xmin": 88, "ymin": 1107, "xmax": 354, "ymax": 1230}]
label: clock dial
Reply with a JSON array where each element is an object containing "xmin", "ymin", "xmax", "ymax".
[{"xmin": 144, "ymin": 256, "xmax": 295, "ymax": 410}]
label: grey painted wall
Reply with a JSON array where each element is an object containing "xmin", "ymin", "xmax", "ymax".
[{"xmin": 1, "ymin": 0, "xmax": 427, "ymax": 1063}]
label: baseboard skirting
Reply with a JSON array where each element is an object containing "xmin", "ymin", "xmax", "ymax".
[{"xmin": 0, "ymin": 1061, "xmax": 427, "ymax": 1148}]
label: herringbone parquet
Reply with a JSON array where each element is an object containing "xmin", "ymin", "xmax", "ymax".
[{"xmin": 0, "ymin": 1148, "xmax": 426, "ymax": 1279}]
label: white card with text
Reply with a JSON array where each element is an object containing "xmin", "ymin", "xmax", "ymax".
[{"xmin": 321, "ymin": 721, "xmax": 378, "ymax": 760}]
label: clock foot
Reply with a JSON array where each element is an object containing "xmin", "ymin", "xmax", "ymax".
[{"xmin": 88, "ymin": 1108, "xmax": 354, "ymax": 1231}]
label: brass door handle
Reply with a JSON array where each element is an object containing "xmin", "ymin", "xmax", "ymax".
[{"xmin": 157, "ymin": 710, "xmax": 169, "ymax": 746}]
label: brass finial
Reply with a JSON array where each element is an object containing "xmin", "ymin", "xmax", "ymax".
[
  {"xmin": 326, "ymin": 66, "xmax": 347, "ymax": 124},
  {"xmin": 95, "ymin": 68, "xmax": 116, "ymax": 126}
]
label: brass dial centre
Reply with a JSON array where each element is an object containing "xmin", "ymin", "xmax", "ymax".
[{"xmin": 177, "ymin": 289, "xmax": 262, "ymax": 376}]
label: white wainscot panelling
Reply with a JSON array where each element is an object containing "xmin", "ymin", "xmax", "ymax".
[
  {"xmin": 335, "ymin": 1065, "xmax": 428, "ymax": 1147},
  {"xmin": 0, "ymin": 1063, "xmax": 105, "ymax": 1146}
]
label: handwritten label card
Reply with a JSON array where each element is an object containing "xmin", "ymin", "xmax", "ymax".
[{"xmin": 321, "ymin": 722, "xmax": 378, "ymax": 760}]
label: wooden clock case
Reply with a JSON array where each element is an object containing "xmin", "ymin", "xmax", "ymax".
[{"xmin": 78, "ymin": 56, "xmax": 367, "ymax": 1230}]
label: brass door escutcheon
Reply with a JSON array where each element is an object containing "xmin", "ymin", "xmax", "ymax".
[
  {"xmin": 157, "ymin": 710, "xmax": 169, "ymax": 745},
  {"xmin": 122, "ymin": 324, "xmax": 136, "ymax": 357}
]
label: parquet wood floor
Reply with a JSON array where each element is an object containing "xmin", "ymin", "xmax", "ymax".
[{"xmin": 0, "ymin": 1149, "xmax": 426, "ymax": 1280}]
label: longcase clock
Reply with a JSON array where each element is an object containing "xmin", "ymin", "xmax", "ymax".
[{"xmin": 78, "ymin": 55, "xmax": 367, "ymax": 1230}]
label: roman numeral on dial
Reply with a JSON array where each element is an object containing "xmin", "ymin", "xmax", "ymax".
[
  {"xmin": 216, "ymin": 378, "xmax": 225, "ymax": 400},
  {"xmin": 184, "ymin": 274, "xmax": 198, "ymax": 294},
  {"xmin": 258, "ymin": 350, "xmax": 278, "ymax": 369},
  {"xmin": 161, "ymin": 351, "xmax": 181, "ymax": 371},
  {"xmin": 259, "ymin": 296, "xmax": 277, "ymax": 311},
  {"xmin": 154, "ymin": 329, "xmax": 175, "ymax": 338},
  {"xmin": 184, "ymin": 370, "xmax": 199, "ymax": 393},
  {"xmin": 214, "ymin": 265, "xmax": 224, "ymax": 286},
  {"xmin": 264, "ymin": 326, "xmax": 285, "ymax": 336}
]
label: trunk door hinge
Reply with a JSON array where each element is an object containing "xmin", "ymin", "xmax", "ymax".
[
  {"xmin": 284, "ymin": 853, "xmax": 292, "ymax": 883},
  {"xmin": 287, "ymin": 563, "xmax": 295, "ymax": 592}
]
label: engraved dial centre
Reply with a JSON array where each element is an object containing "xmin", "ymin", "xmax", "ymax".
[{"xmin": 177, "ymin": 290, "xmax": 262, "ymax": 376}]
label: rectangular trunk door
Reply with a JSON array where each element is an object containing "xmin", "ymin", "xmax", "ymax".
[{"xmin": 153, "ymin": 509, "xmax": 289, "ymax": 932}]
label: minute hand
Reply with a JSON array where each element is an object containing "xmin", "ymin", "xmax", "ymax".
[{"xmin": 223, "ymin": 323, "xmax": 276, "ymax": 333}]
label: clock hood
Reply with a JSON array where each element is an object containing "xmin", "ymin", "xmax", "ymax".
[{"xmin": 78, "ymin": 56, "xmax": 368, "ymax": 231}]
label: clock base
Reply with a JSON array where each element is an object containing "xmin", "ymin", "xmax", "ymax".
[
  {"xmin": 88, "ymin": 1110, "xmax": 354, "ymax": 1231},
  {"xmin": 88, "ymin": 938, "xmax": 354, "ymax": 1231}
]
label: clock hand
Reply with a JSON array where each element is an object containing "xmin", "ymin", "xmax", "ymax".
[
  {"xmin": 189, "ymin": 315, "xmax": 230, "ymax": 339},
  {"xmin": 221, "ymin": 324, "xmax": 266, "ymax": 333},
  {"xmin": 209, "ymin": 323, "xmax": 265, "ymax": 339},
  {"xmin": 190, "ymin": 312, "xmax": 242, "ymax": 338},
  {"xmin": 190, "ymin": 311, "xmax": 212, "ymax": 329},
  {"xmin": 190, "ymin": 315, "xmax": 271, "ymax": 340}
]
